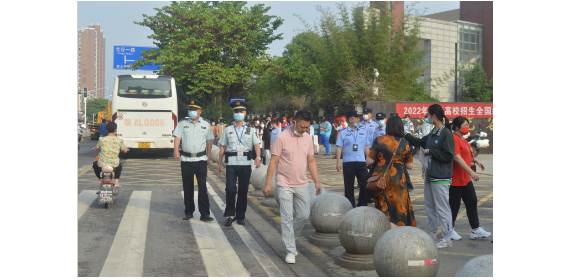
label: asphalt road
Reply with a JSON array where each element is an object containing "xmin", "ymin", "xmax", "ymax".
[{"xmin": 77, "ymin": 142, "xmax": 493, "ymax": 277}]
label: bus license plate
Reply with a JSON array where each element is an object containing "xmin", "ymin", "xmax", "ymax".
[{"xmin": 138, "ymin": 142, "xmax": 150, "ymax": 148}]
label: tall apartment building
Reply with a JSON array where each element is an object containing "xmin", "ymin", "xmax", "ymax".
[{"xmin": 78, "ymin": 23, "xmax": 106, "ymax": 99}]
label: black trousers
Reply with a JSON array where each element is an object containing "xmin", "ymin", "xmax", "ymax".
[
  {"xmin": 449, "ymin": 181, "xmax": 479, "ymax": 229},
  {"xmin": 93, "ymin": 161, "xmax": 122, "ymax": 179},
  {"xmin": 343, "ymin": 162, "xmax": 369, "ymax": 208},
  {"xmin": 181, "ymin": 161, "xmax": 210, "ymax": 216},
  {"xmin": 224, "ymin": 165, "xmax": 252, "ymax": 220},
  {"xmin": 262, "ymin": 148, "xmax": 270, "ymax": 165}
]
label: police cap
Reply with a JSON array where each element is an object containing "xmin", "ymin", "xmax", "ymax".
[
  {"xmin": 376, "ymin": 112, "xmax": 387, "ymax": 120},
  {"xmin": 231, "ymin": 100, "xmax": 247, "ymax": 111},
  {"xmin": 188, "ymin": 99, "xmax": 203, "ymax": 111}
]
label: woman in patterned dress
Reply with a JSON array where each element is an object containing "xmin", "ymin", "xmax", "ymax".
[{"xmin": 366, "ymin": 116, "xmax": 416, "ymax": 228}]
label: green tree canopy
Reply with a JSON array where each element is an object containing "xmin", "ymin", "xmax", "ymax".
[
  {"xmin": 130, "ymin": 1, "xmax": 284, "ymax": 119},
  {"xmin": 460, "ymin": 63, "xmax": 492, "ymax": 102},
  {"xmin": 248, "ymin": 2, "xmax": 456, "ymax": 115},
  {"xmin": 86, "ymin": 98, "xmax": 109, "ymax": 122}
]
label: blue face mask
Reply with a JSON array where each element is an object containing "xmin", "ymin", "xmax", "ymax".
[
  {"xmin": 377, "ymin": 120, "xmax": 385, "ymax": 126},
  {"xmin": 425, "ymin": 116, "xmax": 433, "ymax": 124},
  {"xmin": 188, "ymin": 110, "xmax": 198, "ymax": 119},
  {"xmin": 234, "ymin": 113, "xmax": 245, "ymax": 121}
]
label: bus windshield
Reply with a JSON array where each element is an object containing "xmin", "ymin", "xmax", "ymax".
[{"xmin": 117, "ymin": 77, "xmax": 172, "ymax": 98}]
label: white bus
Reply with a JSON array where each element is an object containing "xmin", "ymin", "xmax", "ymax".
[{"xmin": 111, "ymin": 75, "xmax": 179, "ymax": 154}]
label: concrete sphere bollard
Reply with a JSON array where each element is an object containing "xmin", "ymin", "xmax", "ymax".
[
  {"xmin": 338, "ymin": 207, "xmax": 391, "ymax": 270},
  {"xmin": 251, "ymin": 165, "xmax": 268, "ymax": 189},
  {"xmin": 250, "ymin": 165, "xmax": 268, "ymax": 197},
  {"xmin": 260, "ymin": 171, "xmax": 279, "ymax": 207},
  {"xmin": 308, "ymin": 193, "xmax": 353, "ymax": 246},
  {"xmin": 455, "ymin": 254, "xmax": 492, "ymax": 277},
  {"xmin": 211, "ymin": 147, "xmax": 220, "ymax": 163},
  {"xmin": 373, "ymin": 226, "xmax": 440, "ymax": 277}
]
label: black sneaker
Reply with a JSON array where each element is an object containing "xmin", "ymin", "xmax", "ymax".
[
  {"xmin": 200, "ymin": 215, "xmax": 214, "ymax": 222},
  {"xmin": 183, "ymin": 214, "xmax": 193, "ymax": 220},
  {"xmin": 225, "ymin": 217, "xmax": 235, "ymax": 227},
  {"xmin": 236, "ymin": 219, "xmax": 245, "ymax": 225}
]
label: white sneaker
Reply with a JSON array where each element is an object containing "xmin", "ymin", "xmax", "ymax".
[
  {"xmin": 285, "ymin": 253, "xmax": 296, "ymax": 264},
  {"xmin": 470, "ymin": 227, "xmax": 491, "ymax": 239},
  {"xmin": 450, "ymin": 230, "xmax": 462, "ymax": 241},
  {"xmin": 436, "ymin": 238, "xmax": 452, "ymax": 248}
]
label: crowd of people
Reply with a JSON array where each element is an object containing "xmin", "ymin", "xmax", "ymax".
[{"xmin": 86, "ymin": 100, "xmax": 490, "ymax": 264}]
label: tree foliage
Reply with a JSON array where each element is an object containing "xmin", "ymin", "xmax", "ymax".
[
  {"xmin": 460, "ymin": 63, "xmax": 492, "ymax": 102},
  {"xmin": 248, "ymin": 1, "xmax": 456, "ymax": 115},
  {"xmin": 131, "ymin": 1, "xmax": 284, "ymax": 118},
  {"xmin": 86, "ymin": 98, "xmax": 109, "ymax": 122}
]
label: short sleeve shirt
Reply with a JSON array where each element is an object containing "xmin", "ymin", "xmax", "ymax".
[
  {"xmin": 359, "ymin": 120, "xmax": 379, "ymax": 147},
  {"xmin": 271, "ymin": 127, "xmax": 314, "ymax": 188},
  {"xmin": 319, "ymin": 122, "xmax": 326, "ymax": 134},
  {"xmin": 173, "ymin": 118, "xmax": 215, "ymax": 162},
  {"xmin": 451, "ymin": 134, "xmax": 473, "ymax": 186},
  {"xmin": 270, "ymin": 128, "xmax": 281, "ymax": 146},
  {"xmin": 323, "ymin": 123, "xmax": 332, "ymax": 137},
  {"xmin": 335, "ymin": 125, "xmax": 368, "ymax": 163},
  {"xmin": 373, "ymin": 125, "xmax": 386, "ymax": 140},
  {"xmin": 219, "ymin": 123, "xmax": 260, "ymax": 165},
  {"xmin": 98, "ymin": 123, "xmax": 108, "ymax": 137},
  {"xmin": 96, "ymin": 136, "xmax": 125, "ymax": 167}
]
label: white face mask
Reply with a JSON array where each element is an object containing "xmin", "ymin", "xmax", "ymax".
[
  {"xmin": 293, "ymin": 121, "xmax": 302, "ymax": 136},
  {"xmin": 363, "ymin": 114, "xmax": 369, "ymax": 120},
  {"xmin": 261, "ymin": 124, "xmax": 264, "ymax": 128}
]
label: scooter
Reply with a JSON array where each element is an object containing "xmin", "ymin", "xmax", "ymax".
[
  {"xmin": 98, "ymin": 166, "xmax": 118, "ymax": 208},
  {"xmin": 464, "ymin": 124, "xmax": 489, "ymax": 158}
]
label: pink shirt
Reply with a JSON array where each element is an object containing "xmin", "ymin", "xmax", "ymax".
[{"xmin": 271, "ymin": 126, "xmax": 314, "ymax": 187}]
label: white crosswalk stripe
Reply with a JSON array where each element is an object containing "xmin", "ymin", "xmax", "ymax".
[
  {"xmin": 182, "ymin": 191, "xmax": 250, "ymax": 277},
  {"xmin": 99, "ymin": 191, "xmax": 152, "ymax": 277},
  {"xmin": 206, "ymin": 182, "xmax": 284, "ymax": 277},
  {"xmin": 78, "ymin": 190, "xmax": 98, "ymax": 220}
]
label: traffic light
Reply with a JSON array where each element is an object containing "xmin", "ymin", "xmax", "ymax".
[{"xmin": 83, "ymin": 87, "xmax": 88, "ymax": 97}]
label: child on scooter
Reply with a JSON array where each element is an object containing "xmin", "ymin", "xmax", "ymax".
[{"xmin": 93, "ymin": 122, "xmax": 128, "ymax": 186}]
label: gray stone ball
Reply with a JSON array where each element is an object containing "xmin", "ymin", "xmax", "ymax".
[
  {"xmin": 455, "ymin": 254, "xmax": 493, "ymax": 277},
  {"xmin": 309, "ymin": 193, "xmax": 353, "ymax": 233},
  {"xmin": 373, "ymin": 226, "xmax": 440, "ymax": 277},
  {"xmin": 211, "ymin": 147, "xmax": 220, "ymax": 163},
  {"xmin": 261, "ymin": 171, "xmax": 277, "ymax": 197},
  {"xmin": 251, "ymin": 165, "xmax": 268, "ymax": 190},
  {"xmin": 339, "ymin": 207, "xmax": 390, "ymax": 254}
]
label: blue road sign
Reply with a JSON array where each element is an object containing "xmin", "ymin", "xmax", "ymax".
[{"xmin": 113, "ymin": 46, "xmax": 160, "ymax": 71}]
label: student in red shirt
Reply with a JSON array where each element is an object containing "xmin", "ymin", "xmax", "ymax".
[{"xmin": 446, "ymin": 116, "xmax": 491, "ymax": 241}]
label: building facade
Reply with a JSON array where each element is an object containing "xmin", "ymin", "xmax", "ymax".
[
  {"xmin": 77, "ymin": 23, "xmax": 105, "ymax": 120},
  {"xmin": 367, "ymin": 1, "xmax": 492, "ymax": 102}
]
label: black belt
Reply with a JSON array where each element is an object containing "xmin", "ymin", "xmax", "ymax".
[
  {"xmin": 180, "ymin": 150, "xmax": 207, "ymax": 158},
  {"xmin": 225, "ymin": 150, "xmax": 255, "ymax": 163}
]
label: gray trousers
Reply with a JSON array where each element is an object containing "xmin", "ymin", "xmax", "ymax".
[
  {"xmin": 277, "ymin": 184, "xmax": 310, "ymax": 254},
  {"xmin": 423, "ymin": 181, "xmax": 454, "ymax": 239}
]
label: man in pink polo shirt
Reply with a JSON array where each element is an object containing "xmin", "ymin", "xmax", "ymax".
[{"xmin": 263, "ymin": 109, "xmax": 322, "ymax": 264}]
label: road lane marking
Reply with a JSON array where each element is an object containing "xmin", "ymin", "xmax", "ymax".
[
  {"xmin": 100, "ymin": 191, "xmax": 152, "ymax": 277},
  {"xmin": 78, "ymin": 190, "xmax": 98, "ymax": 220},
  {"xmin": 183, "ymin": 191, "xmax": 249, "ymax": 277},
  {"xmin": 78, "ymin": 164, "xmax": 90, "ymax": 173},
  {"xmin": 206, "ymin": 183, "xmax": 283, "ymax": 277}
]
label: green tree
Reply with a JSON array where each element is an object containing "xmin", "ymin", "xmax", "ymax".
[
  {"xmin": 460, "ymin": 63, "xmax": 492, "ymax": 102},
  {"xmin": 250, "ymin": 1, "xmax": 457, "ymax": 114},
  {"xmin": 130, "ymin": 1, "xmax": 284, "ymax": 119},
  {"xmin": 86, "ymin": 98, "xmax": 109, "ymax": 122}
]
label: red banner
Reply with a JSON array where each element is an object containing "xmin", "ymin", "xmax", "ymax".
[{"xmin": 396, "ymin": 103, "xmax": 493, "ymax": 119}]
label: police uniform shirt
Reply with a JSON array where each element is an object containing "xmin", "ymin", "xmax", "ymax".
[
  {"xmin": 219, "ymin": 123, "xmax": 260, "ymax": 165},
  {"xmin": 373, "ymin": 125, "xmax": 386, "ymax": 140},
  {"xmin": 359, "ymin": 119, "xmax": 379, "ymax": 147},
  {"xmin": 404, "ymin": 120, "xmax": 415, "ymax": 134},
  {"xmin": 173, "ymin": 118, "xmax": 215, "ymax": 162},
  {"xmin": 335, "ymin": 125, "xmax": 367, "ymax": 163}
]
